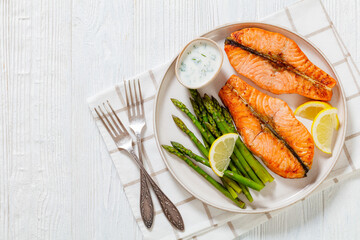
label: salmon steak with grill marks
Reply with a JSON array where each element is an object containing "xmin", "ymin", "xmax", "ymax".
[
  {"xmin": 224, "ymin": 28, "xmax": 336, "ymax": 101},
  {"xmin": 219, "ymin": 75, "xmax": 314, "ymax": 178}
]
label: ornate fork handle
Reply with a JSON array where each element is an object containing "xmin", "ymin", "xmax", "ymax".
[
  {"xmin": 136, "ymin": 137, "xmax": 154, "ymax": 229},
  {"xmin": 139, "ymin": 171, "xmax": 153, "ymax": 228},
  {"xmin": 128, "ymin": 149, "xmax": 185, "ymax": 231}
]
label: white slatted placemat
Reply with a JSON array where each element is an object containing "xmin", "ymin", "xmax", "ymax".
[{"xmin": 88, "ymin": 0, "xmax": 360, "ymax": 239}]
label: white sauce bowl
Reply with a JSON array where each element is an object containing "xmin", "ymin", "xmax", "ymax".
[{"xmin": 175, "ymin": 37, "xmax": 224, "ymax": 89}]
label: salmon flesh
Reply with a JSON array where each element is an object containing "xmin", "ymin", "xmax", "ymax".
[
  {"xmin": 224, "ymin": 28, "xmax": 336, "ymax": 101},
  {"xmin": 219, "ymin": 75, "xmax": 314, "ymax": 178}
]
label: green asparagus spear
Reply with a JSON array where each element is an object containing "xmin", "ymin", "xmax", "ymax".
[
  {"xmin": 228, "ymin": 163, "xmax": 253, "ymax": 202},
  {"xmin": 189, "ymin": 89, "xmax": 202, "ymax": 103},
  {"xmin": 171, "ymin": 138, "xmax": 253, "ymax": 202},
  {"xmin": 171, "ymin": 141, "xmax": 263, "ymax": 191},
  {"xmin": 190, "ymin": 98, "xmax": 202, "ymax": 122},
  {"xmin": 190, "ymin": 98, "xmax": 210, "ymax": 150},
  {"xmin": 171, "ymin": 98, "xmax": 216, "ymax": 144},
  {"xmin": 211, "ymin": 96, "xmax": 223, "ymax": 113},
  {"xmin": 190, "ymin": 89, "xmax": 219, "ymax": 131},
  {"xmin": 172, "ymin": 141, "xmax": 209, "ymax": 165},
  {"xmin": 162, "ymin": 145, "xmax": 246, "ymax": 208},
  {"xmin": 201, "ymin": 136, "xmax": 210, "ymax": 150},
  {"xmin": 172, "ymin": 115, "xmax": 208, "ymax": 158},
  {"xmin": 191, "ymin": 93, "xmax": 220, "ymax": 139},
  {"xmin": 204, "ymin": 95, "xmax": 231, "ymax": 135},
  {"xmin": 222, "ymin": 178, "xmax": 238, "ymax": 199},
  {"xmin": 202, "ymin": 112, "xmax": 221, "ymax": 137},
  {"xmin": 223, "ymin": 176, "xmax": 242, "ymax": 194},
  {"xmin": 236, "ymin": 138, "xmax": 274, "ymax": 183},
  {"xmin": 204, "ymin": 122, "xmax": 221, "ymax": 138},
  {"xmin": 221, "ymin": 106, "xmax": 235, "ymax": 128}
]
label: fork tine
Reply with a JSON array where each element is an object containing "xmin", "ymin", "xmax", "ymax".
[
  {"xmin": 127, "ymin": 80, "xmax": 134, "ymax": 115},
  {"xmin": 95, "ymin": 107, "xmax": 116, "ymax": 139},
  {"xmin": 124, "ymin": 80, "xmax": 131, "ymax": 117},
  {"xmin": 128, "ymin": 80, "xmax": 135, "ymax": 111},
  {"xmin": 133, "ymin": 79, "xmax": 141, "ymax": 116},
  {"xmin": 107, "ymin": 100, "xmax": 129, "ymax": 135},
  {"xmin": 98, "ymin": 105, "xmax": 118, "ymax": 136},
  {"xmin": 103, "ymin": 102, "xmax": 123, "ymax": 134},
  {"xmin": 137, "ymin": 79, "xmax": 145, "ymax": 116},
  {"xmin": 94, "ymin": 107, "xmax": 115, "ymax": 139}
]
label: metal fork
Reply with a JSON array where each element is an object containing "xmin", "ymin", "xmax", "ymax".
[
  {"xmin": 124, "ymin": 79, "xmax": 154, "ymax": 229},
  {"xmin": 94, "ymin": 101, "xmax": 184, "ymax": 231}
]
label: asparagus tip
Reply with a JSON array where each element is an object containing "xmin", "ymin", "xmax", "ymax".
[{"xmin": 161, "ymin": 145, "xmax": 170, "ymax": 150}]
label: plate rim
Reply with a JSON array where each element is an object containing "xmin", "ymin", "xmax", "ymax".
[{"xmin": 153, "ymin": 21, "xmax": 348, "ymax": 213}]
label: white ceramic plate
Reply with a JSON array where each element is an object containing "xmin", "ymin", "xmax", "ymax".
[{"xmin": 153, "ymin": 22, "xmax": 347, "ymax": 213}]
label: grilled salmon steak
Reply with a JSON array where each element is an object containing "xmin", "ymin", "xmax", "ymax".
[
  {"xmin": 224, "ymin": 28, "xmax": 336, "ymax": 101},
  {"xmin": 219, "ymin": 75, "xmax": 314, "ymax": 178}
]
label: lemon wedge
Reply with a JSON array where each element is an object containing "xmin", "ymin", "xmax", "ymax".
[
  {"xmin": 311, "ymin": 107, "xmax": 339, "ymax": 154},
  {"xmin": 294, "ymin": 101, "xmax": 332, "ymax": 120},
  {"xmin": 209, "ymin": 133, "xmax": 238, "ymax": 177}
]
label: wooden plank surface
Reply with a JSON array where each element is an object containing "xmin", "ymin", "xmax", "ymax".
[
  {"xmin": 1, "ymin": 0, "xmax": 359, "ymax": 239},
  {"xmin": 0, "ymin": 0, "xmax": 72, "ymax": 239}
]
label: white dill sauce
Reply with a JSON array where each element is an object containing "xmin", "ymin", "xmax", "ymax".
[{"xmin": 178, "ymin": 41, "xmax": 222, "ymax": 88}]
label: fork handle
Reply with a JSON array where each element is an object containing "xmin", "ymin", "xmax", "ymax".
[
  {"xmin": 136, "ymin": 138, "xmax": 154, "ymax": 229},
  {"xmin": 128, "ymin": 149, "xmax": 185, "ymax": 231},
  {"xmin": 139, "ymin": 170, "xmax": 154, "ymax": 228}
]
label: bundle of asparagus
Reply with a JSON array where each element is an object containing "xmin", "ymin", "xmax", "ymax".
[{"xmin": 162, "ymin": 89, "xmax": 274, "ymax": 208}]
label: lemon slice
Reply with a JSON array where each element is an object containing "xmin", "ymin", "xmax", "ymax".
[
  {"xmin": 209, "ymin": 133, "xmax": 238, "ymax": 177},
  {"xmin": 294, "ymin": 101, "xmax": 332, "ymax": 120},
  {"xmin": 311, "ymin": 108, "xmax": 339, "ymax": 154}
]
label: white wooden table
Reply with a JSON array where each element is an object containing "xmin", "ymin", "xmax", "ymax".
[{"xmin": 1, "ymin": 0, "xmax": 360, "ymax": 239}]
